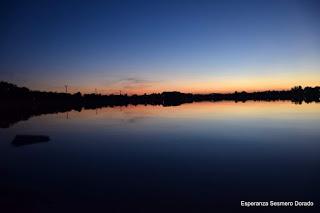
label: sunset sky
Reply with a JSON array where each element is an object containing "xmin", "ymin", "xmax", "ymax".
[{"xmin": 1, "ymin": 0, "xmax": 320, "ymax": 94}]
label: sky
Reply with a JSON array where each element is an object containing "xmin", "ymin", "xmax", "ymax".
[{"xmin": 0, "ymin": 0, "xmax": 320, "ymax": 94}]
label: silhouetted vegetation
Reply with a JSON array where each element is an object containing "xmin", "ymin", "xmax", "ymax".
[{"xmin": 0, "ymin": 81, "xmax": 319, "ymax": 128}]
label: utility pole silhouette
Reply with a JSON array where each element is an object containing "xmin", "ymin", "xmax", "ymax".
[
  {"xmin": 120, "ymin": 90, "xmax": 122, "ymax": 95},
  {"xmin": 65, "ymin": 85, "xmax": 68, "ymax": 93}
]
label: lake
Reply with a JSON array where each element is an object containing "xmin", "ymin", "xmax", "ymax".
[{"xmin": 1, "ymin": 101, "xmax": 320, "ymax": 212}]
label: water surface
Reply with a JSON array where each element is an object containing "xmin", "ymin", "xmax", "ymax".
[{"xmin": 1, "ymin": 101, "xmax": 320, "ymax": 212}]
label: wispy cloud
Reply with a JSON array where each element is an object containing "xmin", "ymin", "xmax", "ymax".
[{"xmin": 108, "ymin": 77, "xmax": 158, "ymax": 90}]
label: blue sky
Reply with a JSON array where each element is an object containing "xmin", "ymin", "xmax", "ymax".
[{"xmin": 1, "ymin": 0, "xmax": 319, "ymax": 94}]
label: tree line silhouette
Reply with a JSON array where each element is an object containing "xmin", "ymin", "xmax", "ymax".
[{"xmin": 0, "ymin": 81, "xmax": 319, "ymax": 128}]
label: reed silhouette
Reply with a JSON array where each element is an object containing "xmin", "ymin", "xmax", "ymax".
[{"xmin": 0, "ymin": 81, "xmax": 319, "ymax": 128}]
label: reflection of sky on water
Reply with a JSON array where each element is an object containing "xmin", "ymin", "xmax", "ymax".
[
  {"xmin": 3, "ymin": 101, "xmax": 319, "ymax": 139},
  {"xmin": 0, "ymin": 101, "xmax": 320, "ymax": 211}
]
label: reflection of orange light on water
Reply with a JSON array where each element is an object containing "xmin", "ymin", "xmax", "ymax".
[
  {"xmin": 173, "ymin": 101, "xmax": 320, "ymax": 119},
  {"xmin": 37, "ymin": 101, "xmax": 320, "ymax": 127}
]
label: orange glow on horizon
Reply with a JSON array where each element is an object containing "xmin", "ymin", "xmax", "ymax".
[
  {"xmin": 30, "ymin": 71, "xmax": 320, "ymax": 95},
  {"xmin": 40, "ymin": 83, "xmax": 319, "ymax": 95}
]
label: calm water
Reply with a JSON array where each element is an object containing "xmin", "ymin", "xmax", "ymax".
[{"xmin": 1, "ymin": 101, "xmax": 320, "ymax": 212}]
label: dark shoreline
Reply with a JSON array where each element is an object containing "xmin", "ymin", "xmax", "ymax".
[{"xmin": 1, "ymin": 81, "xmax": 319, "ymax": 128}]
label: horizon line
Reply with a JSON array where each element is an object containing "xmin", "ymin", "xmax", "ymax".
[{"xmin": 1, "ymin": 81, "xmax": 319, "ymax": 96}]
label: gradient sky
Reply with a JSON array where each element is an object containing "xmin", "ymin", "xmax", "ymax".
[{"xmin": 1, "ymin": 0, "xmax": 320, "ymax": 94}]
